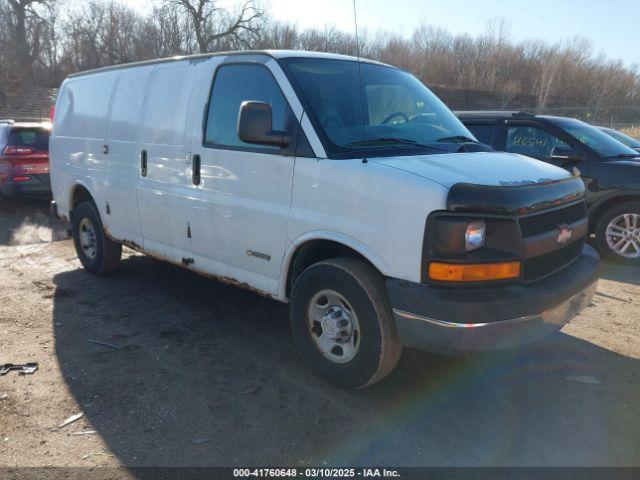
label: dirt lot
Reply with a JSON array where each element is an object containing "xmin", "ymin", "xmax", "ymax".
[{"xmin": 0, "ymin": 197, "xmax": 639, "ymax": 468}]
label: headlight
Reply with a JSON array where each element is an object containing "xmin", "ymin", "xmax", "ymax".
[{"xmin": 464, "ymin": 220, "xmax": 486, "ymax": 252}]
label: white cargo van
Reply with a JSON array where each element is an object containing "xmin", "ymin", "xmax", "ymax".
[{"xmin": 50, "ymin": 51, "xmax": 600, "ymax": 387}]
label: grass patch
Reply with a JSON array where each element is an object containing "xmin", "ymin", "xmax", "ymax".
[{"xmin": 621, "ymin": 127, "xmax": 640, "ymax": 140}]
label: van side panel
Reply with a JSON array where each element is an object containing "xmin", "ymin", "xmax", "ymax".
[
  {"xmin": 104, "ymin": 66, "xmax": 153, "ymax": 245},
  {"xmin": 137, "ymin": 61, "xmax": 198, "ymax": 260},
  {"xmin": 51, "ymin": 71, "xmax": 118, "ymax": 218}
]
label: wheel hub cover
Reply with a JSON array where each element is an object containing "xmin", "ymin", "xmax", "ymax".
[{"xmin": 321, "ymin": 306, "xmax": 352, "ymax": 342}]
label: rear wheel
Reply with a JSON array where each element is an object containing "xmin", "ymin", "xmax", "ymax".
[
  {"xmin": 595, "ymin": 202, "xmax": 640, "ymax": 265},
  {"xmin": 72, "ymin": 201, "xmax": 122, "ymax": 274},
  {"xmin": 290, "ymin": 257, "xmax": 402, "ymax": 388}
]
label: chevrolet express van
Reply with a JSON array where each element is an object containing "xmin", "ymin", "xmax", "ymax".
[{"xmin": 50, "ymin": 51, "xmax": 600, "ymax": 387}]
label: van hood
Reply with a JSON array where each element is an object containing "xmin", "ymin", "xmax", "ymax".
[{"xmin": 370, "ymin": 151, "xmax": 572, "ymax": 188}]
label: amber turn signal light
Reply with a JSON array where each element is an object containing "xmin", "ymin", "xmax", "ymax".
[{"xmin": 428, "ymin": 261, "xmax": 521, "ymax": 282}]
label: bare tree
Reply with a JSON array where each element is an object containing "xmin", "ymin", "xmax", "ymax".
[
  {"xmin": 1, "ymin": 0, "xmax": 56, "ymax": 86},
  {"xmin": 252, "ymin": 22, "xmax": 298, "ymax": 50},
  {"xmin": 163, "ymin": 0, "xmax": 264, "ymax": 53},
  {"xmin": 134, "ymin": 6, "xmax": 192, "ymax": 59}
]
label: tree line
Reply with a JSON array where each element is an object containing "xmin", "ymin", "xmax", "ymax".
[{"xmin": 1, "ymin": 0, "xmax": 639, "ymax": 124}]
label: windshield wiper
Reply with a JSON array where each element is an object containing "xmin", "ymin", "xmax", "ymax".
[
  {"xmin": 346, "ymin": 137, "xmax": 449, "ymax": 152},
  {"xmin": 436, "ymin": 135, "xmax": 480, "ymax": 144},
  {"xmin": 436, "ymin": 135, "xmax": 493, "ymax": 152},
  {"xmin": 605, "ymin": 153, "xmax": 640, "ymax": 160}
]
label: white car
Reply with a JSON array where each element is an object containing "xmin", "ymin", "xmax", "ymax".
[{"xmin": 50, "ymin": 51, "xmax": 600, "ymax": 387}]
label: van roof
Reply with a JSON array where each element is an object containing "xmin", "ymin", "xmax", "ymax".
[{"xmin": 67, "ymin": 50, "xmax": 390, "ymax": 79}]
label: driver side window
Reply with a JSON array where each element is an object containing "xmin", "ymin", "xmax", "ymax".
[
  {"xmin": 204, "ymin": 64, "xmax": 292, "ymax": 150},
  {"xmin": 507, "ymin": 126, "xmax": 568, "ymax": 159}
]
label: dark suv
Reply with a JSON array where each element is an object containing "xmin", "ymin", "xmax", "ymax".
[
  {"xmin": 457, "ymin": 111, "xmax": 640, "ymax": 264},
  {"xmin": 0, "ymin": 120, "xmax": 51, "ymax": 198}
]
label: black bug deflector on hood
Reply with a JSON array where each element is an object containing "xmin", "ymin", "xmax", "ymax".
[{"xmin": 446, "ymin": 176, "xmax": 585, "ymax": 216}]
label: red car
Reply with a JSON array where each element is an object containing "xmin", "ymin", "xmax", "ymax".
[{"xmin": 0, "ymin": 120, "xmax": 51, "ymax": 198}]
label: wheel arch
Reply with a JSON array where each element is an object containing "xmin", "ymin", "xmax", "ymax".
[
  {"xmin": 589, "ymin": 192, "xmax": 640, "ymax": 232},
  {"xmin": 69, "ymin": 182, "xmax": 96, "ymax": 220},
  {"xmin": 279, "ymin": 232, "xmax": 390, "ymax": 301}
]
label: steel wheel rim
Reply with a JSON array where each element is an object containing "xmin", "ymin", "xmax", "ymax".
[
  {"xmin": 79, "ymin": 217, "xmax": 98, "ymax": 260},
  {"xmin": 605, "ymin": 213, "xmax": 640, "ymax": 258},
  {"xmin": 307, "ymin": 289, "xmax": 360, "ymax": 364}
]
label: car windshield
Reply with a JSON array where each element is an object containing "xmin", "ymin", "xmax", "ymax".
[
  {"xmin": 558, "ymin": 121, "xmax": 639, "ymax": 159},
  {"xmin": 602, "ymin": 128, "xmax": 640, "ymax": 149},
  {"xmin": 280, "ymin": 58, "xmax": 476, "ymax": 158}
]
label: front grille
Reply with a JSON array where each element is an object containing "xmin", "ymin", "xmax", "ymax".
[
  {"xmin": 522, "ymin": 239, "xmax": 584, "ymax": 281},
  {"xmin": 519, "ymin": 202, "xmax": 587, "ymax": 238}
]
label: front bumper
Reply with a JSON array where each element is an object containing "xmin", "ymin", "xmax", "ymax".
[{"xmin": 387, "ymin": 244, "xmax": 601, "ymax": 354}]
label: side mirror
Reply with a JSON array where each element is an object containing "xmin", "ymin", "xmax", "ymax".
[
  {"xmin": 237, "ymin": 101, "xmax": 291, "ymax": 148},
  {"xmin": 551, "ymin": 146, "xmax": 583, "ymax": 162}
]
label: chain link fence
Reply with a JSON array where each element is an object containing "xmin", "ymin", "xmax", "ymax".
[
  {"xmin": 522, "ymin": 106, "xmax": 640, "ymax": 130},
  {"xmin": 432, "ymin": 86, "xmax": 640, "ymax": 132}
]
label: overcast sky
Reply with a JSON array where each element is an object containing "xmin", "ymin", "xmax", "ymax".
[{"xmin": 125, "ymin": 0, "xmax": 640, "ymax": 67}]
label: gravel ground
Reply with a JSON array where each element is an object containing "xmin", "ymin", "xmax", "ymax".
[{"xmin": 0, "ymin": 197, "xmax": 639, "ymax": 468}]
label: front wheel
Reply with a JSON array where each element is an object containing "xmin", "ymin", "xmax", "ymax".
[
  {"xmin": 289, "ymin": 258, "xmax": 402, "ymax": 388},
  {"xmin": 594, "ymin": 202, "xmax": 640, "ymax": 265},
  {"xmin": 72, "ymin": 201, "xmax": 122, "ymax": 274}
]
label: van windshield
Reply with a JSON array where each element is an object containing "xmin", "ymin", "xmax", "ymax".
[{"xmin": 280, "ymin": 58, "xmax": 476, "ymax": 158}]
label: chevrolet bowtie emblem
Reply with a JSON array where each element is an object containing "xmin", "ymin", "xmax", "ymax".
[{"xmin": 557, "ymin": 224, "xmax": 573, "ymax": 245}]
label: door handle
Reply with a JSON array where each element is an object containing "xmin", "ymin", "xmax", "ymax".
[
  {"xmin": 192, "ymin": 154, "xmax": 201, "ymax": 186},
  {"xmin": 102, "ymin": 144, "xmax": 109, "ymax": 154},
  {"xmin": 140, "ymin": 150, "xmax": 147, "ymax": 177}
]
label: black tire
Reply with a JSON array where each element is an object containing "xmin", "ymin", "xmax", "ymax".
[
  {"xmin": 594, "ymin": 201, "xmax": 640, "ymax": 265},
  {"xmin": 290, "ymin": 257, "xmax": 402, "ymax": 388},
  {"xmin": 72, "ymin": 201, "xmax": 122, "ymax": 274}
]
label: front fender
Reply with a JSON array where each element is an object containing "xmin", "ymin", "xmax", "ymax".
[{"xmin": 277, "ymin": 230, "xmax": 392, "ymax": 301}]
